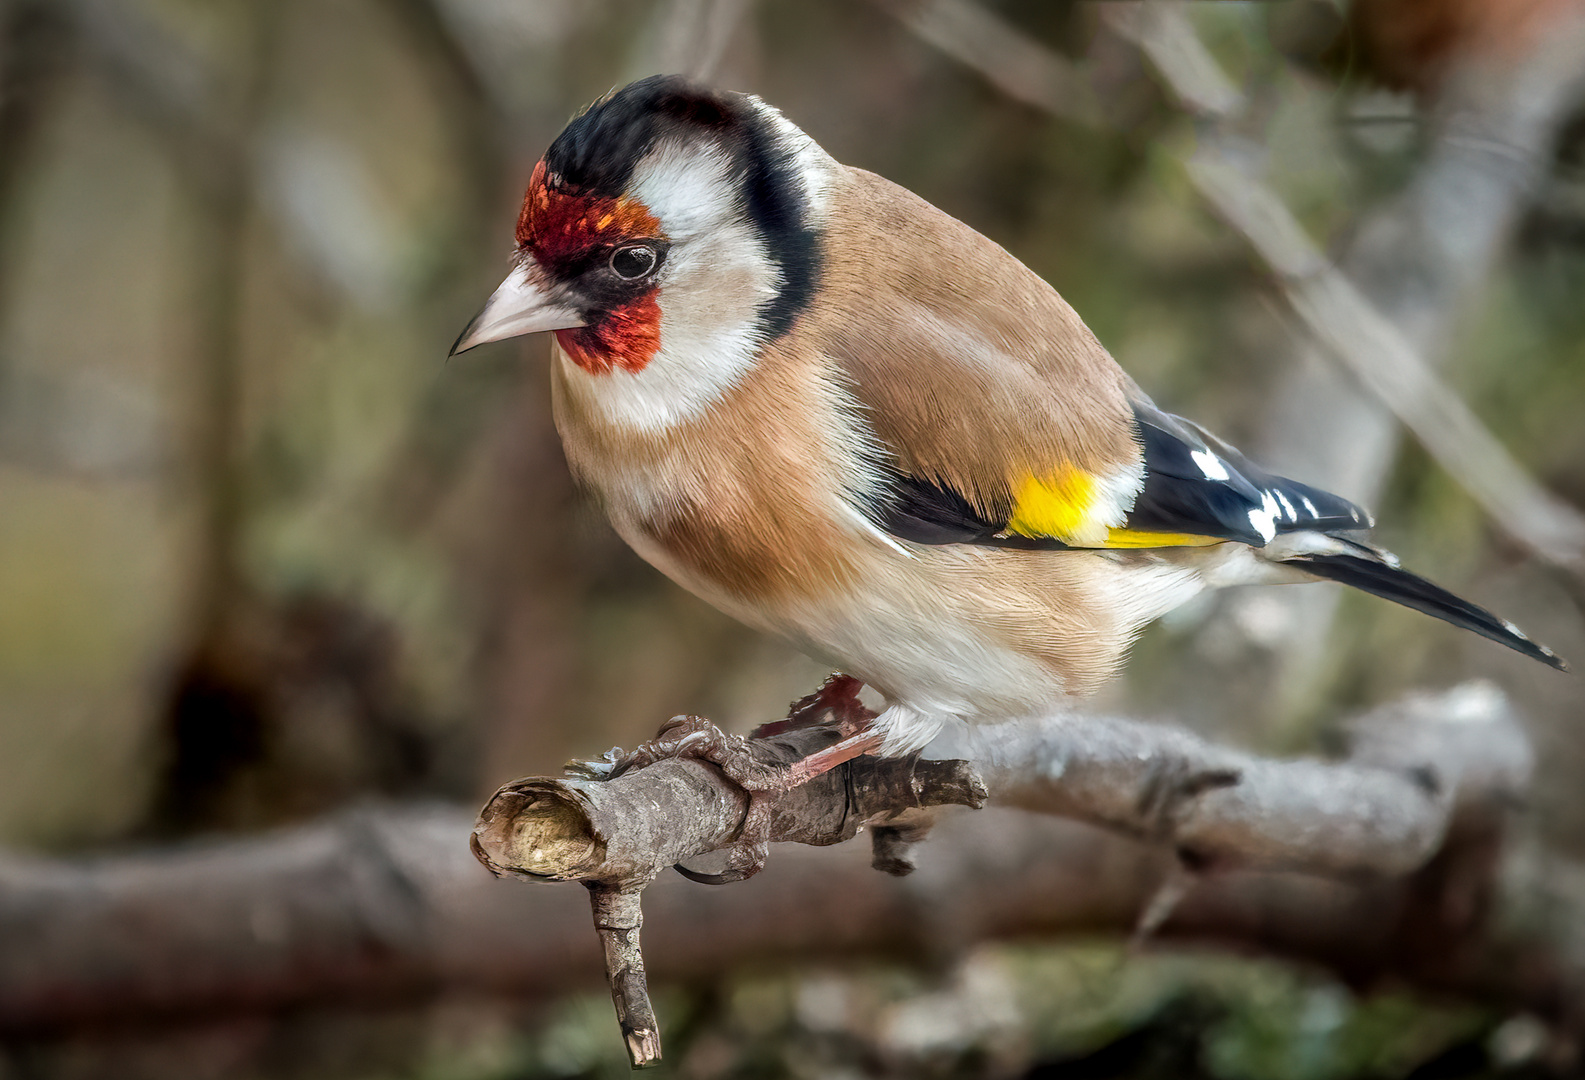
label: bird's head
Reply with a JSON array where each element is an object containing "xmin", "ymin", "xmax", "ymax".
[{"xmin": 452, "ymin": 76, "xmax": 829, "ymax": 426}]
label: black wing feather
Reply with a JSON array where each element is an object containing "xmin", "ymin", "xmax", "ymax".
[
  {"xmin": 1287, "ymin": 548, "xmax": 1568, "ymax": 671},
  {"xmin": 876, "ymin": 472, "xmax": 1074, "ymax": 550},
  {"xmin": 873, "ymin": 400, "xmax": 1373, "ymax": 550},
  {"xmin": 1125, "ymin": 401, "xmax": 1372, "ymax": 545},
  {"xmin": 879, "ymin": 472, "xmax": 1004, "ymax": 546}
]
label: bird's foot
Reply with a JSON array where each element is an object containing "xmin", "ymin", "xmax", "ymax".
[
  {"xmin": 670, "ymin": 720, "xmax": 884, "ymax": 885},
  {"xmin": 605, "ymin": 714, "xmax": 778, "ymax": 788},
  {"xmin": 593, "ymin": 678, "xmax": 883, "ymax": 884}
]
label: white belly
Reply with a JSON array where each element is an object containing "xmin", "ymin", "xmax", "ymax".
[{"xmin": 618, "ymin": 519, "xmax": 1208, "ymax": 753}]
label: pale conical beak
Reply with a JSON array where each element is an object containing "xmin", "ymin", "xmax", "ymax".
[{"xmin": 449, "ymin": 260, "xmax": 585, "ymax": 356}]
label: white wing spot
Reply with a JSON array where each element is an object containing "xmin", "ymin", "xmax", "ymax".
[
  {"xmin": 1301, "ymin": 496, "xmax": 1318, "ymax": 517},
  {"xmin": 1190, "ymin": 449, "xmax": 1229, "ymax": 481},
  {"xmin": 1273, "ymin": 491, "xmax": 1297, "ymax": 520},
  {"xmin": 1248, "ymin": 492, "xmax": 1279, "ymax": 542}
]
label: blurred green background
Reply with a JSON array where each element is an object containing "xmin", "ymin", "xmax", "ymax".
[{"xmin": 1, "ymin": 0, "xmax": 1582, "ymax": 1076}]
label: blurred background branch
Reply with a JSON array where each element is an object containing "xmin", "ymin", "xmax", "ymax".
[
  {"xmin": 1114, "ymin": 0, "xmax": 1585, "ymax": 575},
  {"xmin": 871, "ymin": 0, "xmax": 1104, "ymax": 125},
  {"xmin": 878, "ymin": 0, "xmax": 1585, "ymax": 577},
  {"xmin": 878, "ymin": 0, "xmax": 1585, "ymax": 745}
]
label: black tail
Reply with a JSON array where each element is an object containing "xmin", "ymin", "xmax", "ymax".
[{"xmin": 1284, "ymin": 550, "xmax": 1568, "ymax": 671}]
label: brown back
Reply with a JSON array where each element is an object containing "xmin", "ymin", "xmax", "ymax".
[{"xmin": 798, "ymin": 167, "xmax": 1141, "ymax": 519}]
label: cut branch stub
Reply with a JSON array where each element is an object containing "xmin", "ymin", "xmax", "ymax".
[
  {"xmin": 470, "ymin": 786, "xmax": 607, "ymax": 881},
  {"xmin": 473, "ymin": 759, "xmax": 747, "ymax": 889}
]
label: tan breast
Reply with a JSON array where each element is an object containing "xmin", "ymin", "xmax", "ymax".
[{"xmin": 550, "ymin": 338, "xmax": 872, "ymax": 611}]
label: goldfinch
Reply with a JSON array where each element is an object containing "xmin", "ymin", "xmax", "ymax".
[{"xmin": 454, "ymin": 75, "xmax": 1566, "ymax": 767}]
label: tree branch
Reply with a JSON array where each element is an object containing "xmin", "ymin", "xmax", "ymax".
[
  {"xmin": 2, "ymin": 687, "xmax": 1578, "ymax": 1053},
  {"xmin": 472, "ymin": 721, "xmax": 987, "ymax": 889},
  {"xmin": 456, "ymin": 682, "xmax": 1529, "ymax": 1064},
  {"xmin": 471, "ymin": 716, "xmax": 988, "ymax": 1065}
]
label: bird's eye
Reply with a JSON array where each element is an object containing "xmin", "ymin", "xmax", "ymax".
[{"xmin": 610, "ymin": 244, "xmax": 658, "ymax": 280}]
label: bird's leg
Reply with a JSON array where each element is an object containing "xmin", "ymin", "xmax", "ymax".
[
  {"xmin": 750, "ymin": 672, "xmax": 871, "ymax": 738},
  {"xmin": 770, "ymin": 671, "xmax": 885, "ymax": 787},
  {"xmin": 602, "ymin": 674, "xmax": 882, "ymax": 884},
  {"xmin": 776, "ymin": 727, "xmax": 884, "ymax": 787}
]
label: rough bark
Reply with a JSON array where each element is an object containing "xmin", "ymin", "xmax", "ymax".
[
  {"xmin": 472, "ymin": 719, "xmax": 987, "ymax": 889},
  {"xmin": 937, "ymin": 682, "xmax": 1532, "ymax": 877}
]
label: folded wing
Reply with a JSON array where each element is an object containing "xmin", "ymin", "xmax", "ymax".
[{"xmin": 872, "ymin": 394, "xmax": 1371, "ymax": 551}]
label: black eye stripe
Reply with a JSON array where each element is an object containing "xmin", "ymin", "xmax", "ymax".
[
  {"xmin": 547, "ymin": 240, "xmax": 669, "ymax": 316},
  {"xmin": 610, "ymin": 244, "xmax": 658, "ymax": 279}
]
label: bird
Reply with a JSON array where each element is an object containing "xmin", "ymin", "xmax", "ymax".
[{"xmin": 452, "ymin": 75, "xmax": 1566, "ymax": 871}]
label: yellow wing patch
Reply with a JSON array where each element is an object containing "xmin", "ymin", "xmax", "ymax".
[
  {"xmin": 1006, "ymin": 466, "xmax": 1102, "ymax": 543},
  {"xmin": 1006, "ymin": 464, "xmax": 1221, "ymax": 549}
]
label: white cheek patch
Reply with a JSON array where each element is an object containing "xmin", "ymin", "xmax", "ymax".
[{"xmin": 563, "ymin": 136, "xmax": 784, "ymax": 433}]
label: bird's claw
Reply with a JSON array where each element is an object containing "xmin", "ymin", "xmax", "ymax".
[
  {"xmin": 593, "ymin": 715, "xmax": 793, "ymax": 883},
  {"xmin": 588, "ymin": 677, "xmax": 881, "ymax": 884},
  {"xmin": 607, "ymin": 715, "xmax": 786, "ymax": 791},
  {"xmin": 671, "ymin": 797, "xmax": 774, "ymax": 885}
]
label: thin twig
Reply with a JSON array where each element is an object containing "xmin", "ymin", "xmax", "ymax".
[
  {"xmin": 588, "ymin": 885, "xmax": 662, "ymax": 1069},
  {"xmin": 871, "ymin": 0, "xmax": 1102, "ymax": 125}
]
